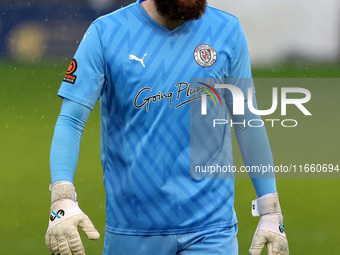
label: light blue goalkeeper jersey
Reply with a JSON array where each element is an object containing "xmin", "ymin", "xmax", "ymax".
[{"xmin": 58, "ymin": 0, "xmax": 252, "ymax": 235}]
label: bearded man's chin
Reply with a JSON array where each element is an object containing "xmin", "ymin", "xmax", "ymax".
[{"xmin": 154, "ymin": 0, "xmax": 207, "ymax": 21}]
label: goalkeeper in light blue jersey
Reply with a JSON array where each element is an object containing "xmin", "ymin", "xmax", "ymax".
[{"xmin": 45, "ymin": 0, "xmax": 289, "ymax": 254}]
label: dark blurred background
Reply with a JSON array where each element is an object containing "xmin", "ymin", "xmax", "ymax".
[
  {"xmin": 1, "ymin": 0, "xmax": 339, "ymax": 65},
  {"xmin": 0, "ymin": 0, "xmax": 135, "ymax": 61}
]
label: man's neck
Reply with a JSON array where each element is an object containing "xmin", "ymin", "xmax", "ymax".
[{"xmin": 141, "ymin": 0, "xmax": 184, "ymax": 30}]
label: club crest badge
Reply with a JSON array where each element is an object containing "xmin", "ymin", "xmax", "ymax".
[{"xmin": 194, "ymin": 44, "xmax": 217, "ymax": 68}]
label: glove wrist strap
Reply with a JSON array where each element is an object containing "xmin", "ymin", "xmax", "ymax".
[
  {"xmin": 252, "ymin": 193, "xmax": 281, "ymax": 217},
  {"xmin": 50, "ymin": 181, "xmax": 76, "ymax": 203}
]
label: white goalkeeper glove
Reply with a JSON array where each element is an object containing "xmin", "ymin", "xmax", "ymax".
[
  {"xmin": 45, "ymin": 181, "xmax": 100, "ymax": 255},
  {"xmin": 249, "ymin": 193, "xmax": 289, "ymax": 255}
]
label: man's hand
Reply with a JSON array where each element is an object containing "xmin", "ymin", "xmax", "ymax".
[
  {"xmin": 249, "ymin": 193, "xmax": 289, "ymax": 255},
  {"xmin": 45, "ymin": 181, "xmax": 100, "ymax": 255}
]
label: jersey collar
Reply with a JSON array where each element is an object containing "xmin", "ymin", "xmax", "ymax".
[{"xmin": 134, "ymin": 0, "xmax": 196, "ymax": 36}]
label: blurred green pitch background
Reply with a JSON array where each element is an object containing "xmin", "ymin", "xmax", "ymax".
[{"xmin": 0, "ymin": 60, "xmax": 339, "ymax": 254}]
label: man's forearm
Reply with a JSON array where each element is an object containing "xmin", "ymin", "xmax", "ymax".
[
  {"xmin": 50, "ymin": 99, "xmax": 91, "ymax": 183},
  {"xmin": 233, "ymin": 102, "xmax": 277, "ymax": 197}
]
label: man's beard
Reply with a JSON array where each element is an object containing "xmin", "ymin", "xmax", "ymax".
[{"xmin": 154, "ymin": 0, "xmax": 207, "ymax": 21}]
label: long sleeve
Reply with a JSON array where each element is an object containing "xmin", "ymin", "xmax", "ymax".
[
  {"xmin": 49, "ymin": 99, "xmax": 91, "ymax": 184},
  {"xmin": 232, "ymin": 94, "xmax": 277, "ymax": 197},
  {"xmin": 225, "ymin": 20, "xmax": 277, "ymax": 197}
]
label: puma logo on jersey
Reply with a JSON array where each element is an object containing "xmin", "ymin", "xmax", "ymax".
[{"xmin": 129, "ymin": 53, "xmax": 147, "ymax": 68}]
